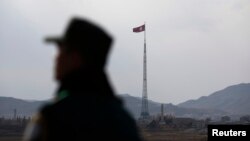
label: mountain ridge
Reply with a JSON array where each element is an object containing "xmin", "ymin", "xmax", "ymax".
[
  {"xmin": 178, "ymin": 83, "xmax": 250, "ymax": 115},
  {"xmin": 1, "ymin": 83, "xmax": 249, "ymax": 119},
  {"xmin": 0, "ymin": 94, "xmax": 226, "ymax": 119}
]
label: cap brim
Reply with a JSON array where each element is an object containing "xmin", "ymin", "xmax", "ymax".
[{"xmin": 45, "ymin": 36, "xmax": 63, "ymax": 44}]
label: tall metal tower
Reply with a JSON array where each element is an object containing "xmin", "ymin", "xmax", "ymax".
[
  {"xmin": 133, "ymin": 23, "xmax": 150, "ymax": 119},
  {"xmin": 140, "ymin": 23, "xmax": 149, "ymax": 119}
]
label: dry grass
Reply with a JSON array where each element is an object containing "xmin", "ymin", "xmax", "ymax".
[
  {"xmin": 0, "ymin": 136, "xmax": 22, "ymax": 141},
  {"xmin": 0, "ymin": 129, "xmax": 207, "ymax": 141},
  {"xmin": 141, "ymin": 128, "xmax": 207, "ymax": 141}
]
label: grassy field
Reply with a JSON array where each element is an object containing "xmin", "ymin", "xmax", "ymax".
[
  {"xmin": 0, "ymin": 136, "xmax": 22, "ymax": 141},
  {"xmin": 141, "ymin": 128, "xmax": 207, "ymax": 141},
  {"xmin": 0, "ymin": 129, "xmax": 207, "ymax": 141}
]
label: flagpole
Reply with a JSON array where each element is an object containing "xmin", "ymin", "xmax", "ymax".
[
  {"xmin": 141, "ymin": 21, "xmax": 149, "ymax": 119},
  {"xmin": 133, "ymin": 22, "xmax": 150, "ymax": 120},
  {"xmin": 144, "ymin": 22, "xmax": 148, "ymax": 116},
  {"xmin": 143, "ymin": 21, "xmax": 147, "ymax": 101}
]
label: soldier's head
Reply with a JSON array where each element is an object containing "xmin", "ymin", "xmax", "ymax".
[{"xmin": 45, "ymin": 17, "xmax": 112, "ymax": 81}]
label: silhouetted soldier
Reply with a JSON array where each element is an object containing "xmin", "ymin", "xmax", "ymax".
[{"xmin": 23, "ymin": 17, "xmax": 143, "ymax": 141}]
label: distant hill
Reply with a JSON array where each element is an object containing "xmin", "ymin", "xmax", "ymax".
[
  {"xmin": 178, "ymin": 83, "xmax": 250, "ymax": 115},
  {"xmin": 0, "ymin": 95, "xmax": 226, "ymax": 119},
  {"xmin": 0, "ymin": 97, "xmax": 46, "ymax": 118},
  {"xmin": 119, "ymin": 94, "xmax": 226, "ymax": 119},
  {"xmin": 2, "ymin": 82, "xmax": 249, "ymax": 120}
]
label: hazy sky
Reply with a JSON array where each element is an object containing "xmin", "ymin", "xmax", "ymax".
[{"xmin": 0, "ymin": 0, "xmax": 249, "ymax": 104}]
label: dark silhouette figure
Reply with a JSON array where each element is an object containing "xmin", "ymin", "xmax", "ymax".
[{"xmin": 23, "ymin": 17, "xmax": 143, "ymax": 141}]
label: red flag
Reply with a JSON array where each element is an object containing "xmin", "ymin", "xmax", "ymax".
[{"xmin": 133, "ymin": 24, "xmax": 145, "ymax": 33}]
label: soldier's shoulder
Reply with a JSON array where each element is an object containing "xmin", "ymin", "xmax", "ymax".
[
  {"xmin": 39, "ymin": 98, "xmax": 70, "ymax": 116},
  {"xmin": 39, "ymin": 101, "xmax": 54, "ymax": 117},
  {"xmin": 39, "ymin": 101, "xmax": 61, "ymax": 114}
]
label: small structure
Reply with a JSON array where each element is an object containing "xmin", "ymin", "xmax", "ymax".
[
  {"xmin": 13, "ymin": 109, "xmax": 17, "ymax": 120},
  {"xmin": 159, "ymin": 104, "xmax": 165, "ymax": 125}
]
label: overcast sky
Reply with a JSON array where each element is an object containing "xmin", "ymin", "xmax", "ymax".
[{"xmin": 0, "ymin": 0, "xmax": 249, "ymax": 104}]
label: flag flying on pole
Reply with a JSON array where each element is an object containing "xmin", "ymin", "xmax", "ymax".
[{"xmin": 133, "ymin": 24, "xmax": 145, "ymax": 33}]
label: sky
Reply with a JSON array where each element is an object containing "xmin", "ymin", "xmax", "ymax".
[{"xmin": 0, "ymin": 0, "xmax": 249, "ymax": 104}]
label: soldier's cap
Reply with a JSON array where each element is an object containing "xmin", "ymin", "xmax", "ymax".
[{"xmin": 45, "ymin": 17, "xmax": 113, "ymax": 68}]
